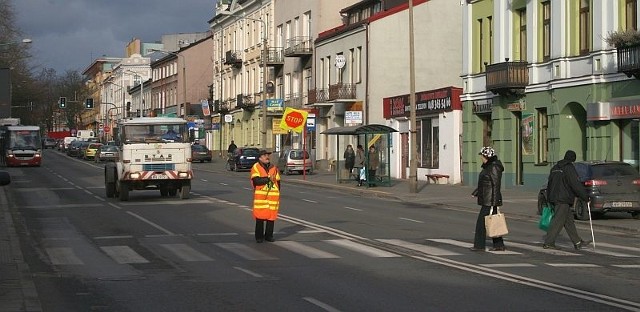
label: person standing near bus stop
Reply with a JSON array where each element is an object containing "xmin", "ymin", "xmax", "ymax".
[{"xmin": 250, "ymin": 150, "xmax": 281, "ymax": 243}]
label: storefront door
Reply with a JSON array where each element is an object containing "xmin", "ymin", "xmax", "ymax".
[{"xmin": 620, "ymin": 119, "xmax": 640, "ymax": 171}]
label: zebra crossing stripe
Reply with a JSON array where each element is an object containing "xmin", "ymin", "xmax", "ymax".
[
  {"xmin": 582, "ymin": 248, "xmax": 638, "ymax": 258},
  {"xmin": 592, "ymin": 242, "xmax": 640, "ymax": 253},
  {"xmin": 480, "ymin": 263, "xmax": 536, "ymax": 268},
  {"xmin": 546, "ymin": 263, "xmax": 600, "ymax": 268},
  {"xmin": 100, "ymin": 246, "xmax": 149, "ymax": 264},
  {"xmin": 325, "ymin": 239, "xmax": 400, "ymax": 258},
  {"xmin": 160, "ymin": 244, "xmax": 213, "ymax": 262},
  {"xmin": 46, "ymin": 247, "xmax": 84, "ymax": 265},
  {"xmin": 506, "ymin": 242, "xmax": 581, "ymax": 256},
  {"xmin": 426, "ymin": 239, "xmax": 521, "ymax": 255},
  {"xmin": 273, "ymin": 241, "xmax": 339, "ymax": 259},
  {"xmin": 612, "ymin": 264, "xmax": 640, "ymax": 268},
  {"xmin": 377, "ymin": 239, "xmax": 461, "ymax": 256},
  {"xmin": 214, "ymin": 243, "xmax": 278, "ymax": 261}
]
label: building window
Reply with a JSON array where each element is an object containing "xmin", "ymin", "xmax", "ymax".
[
  {"xmin": 478, "ymin": 18, "xmax": 484, "ymax": 72},
  {"xmin": 542, "ymin": 1, "xmax": 551, "ymax": 61},
  {"xmin": 579, "ymin": 0, "xmax": 590, "ymax": 55},
  {"xmin": 627, "ymin": 0, "xmax": 638, "ymax": 31},
  {"xmin": 537, "ymin": 108, "xmax": 548, "ymax": 163},
  {"xmin": 488, "ymin": 16, "xmax": 493, "ymax": 64},
  {"xmin": 519, "ymin": 9, "xmax": 527, "ymax": 61},
  {"xmin": 417, "ymin": 118, "xmax": 439, "ymax": 169},
  {"xmin": 481, "ymin": 115, "xmax": 493, "ymax": 147}
]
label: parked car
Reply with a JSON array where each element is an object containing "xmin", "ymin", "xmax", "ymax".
[
  {"xmin": 95, "ymin": 145, "xmax": 119, "ymax": 162},
  {"xmin": 230, "ymin": 147, "xmax": 260, "ymax": 171},
  {"xmin": 278, "ymin": 148, "xmax": 313, "ymax": 175},
  {"xmin": 191, "ymin": 144, "xmax": 212, "ymax": 162},
  {"xmin": 62, "ymin": 136, "xmax": 77, "ymax": 151},
  {"xmin": 66, "ymin": 140, "xmax": 83, "ymax": 157},
  {"xmin": 76, "ymin": 141, "xmax": 92, "ymax": 158},
  {"xmin": 83, "ymin": 143, "xmax": 103, "ymax": 160},
  {"xmin": 538, "ymin": 161, "xmax": 640, "ymax": 220},
  {"xmin": 42, "ymin": 138, "xmax": 57, "ymax": 149}
]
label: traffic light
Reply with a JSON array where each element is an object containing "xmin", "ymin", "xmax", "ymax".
[
  {"xmin": 85, "ymin": 98, "xmax": 94, "ymax": 109},
  {"xmin": 59, "ymin": 97, "xmax": 67, "ymax": 108}
]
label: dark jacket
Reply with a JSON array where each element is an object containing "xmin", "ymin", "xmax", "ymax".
[
  {"xmin": 472, "ymin": 157, "xmax": 504, "ymax": 206},
  {"xmin": 546, "ymin": 160, "xmax": 589, "ymax": 205}
]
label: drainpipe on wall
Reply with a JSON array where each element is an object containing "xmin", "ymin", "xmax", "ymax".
[{"xmin": 365, "ymin": 23, "xmax": 370, "ymax": 125}]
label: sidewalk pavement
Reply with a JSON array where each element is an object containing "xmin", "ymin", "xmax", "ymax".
[{"xmin": 208, "ymin": 158, "xmax": 640, "ymax": 234}]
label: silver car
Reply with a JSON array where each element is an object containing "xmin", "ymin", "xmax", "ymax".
[{"xmin": 278, "ymin": 149, "xmax": 313, "ymax": 175}]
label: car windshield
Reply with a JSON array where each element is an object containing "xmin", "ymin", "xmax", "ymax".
[
  {"xmin": 289, "ymin": 150, "xmax": 309, "ymax": 160},
  {"xmin": 591, "ymin": 164, "xmax": 638, "ymax": 178},
  {"xmin": 121, "ymin": 124, "xmax": 188, "ymax": 143},
  {"xmin": 100, "ymin": 146, "xmax": 118, "ymax": 152},
  {"xmin": 192, "ymin": 145, "xmax": 207, "ymax": 151},
  {"xmin": 242, "ymin": 149, "xmax": 260, "ymax": 156}
]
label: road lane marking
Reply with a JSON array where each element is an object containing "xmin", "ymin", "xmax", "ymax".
[
  {"xmin": 302, "ymin": 297, "xmax": 342, "ymax": 312},
  {"xmin": 219, "ymin": 182, "xmax": 228, "ymax": 186},
  {"xmin": 398, "ymin": 217, "xmax": 423, "ymax": 224},
  {"xmin": 14, "ymin": 187, "xmax": 75, "ymax": 191},
  {"xmin": 195, "ymin": 233, "xmax": 238, "ymax": 236},
  {"xmin": 22, "ymin": 204, "xmax": 103, "ymax": 209},
  {"xmin": 582, "ymin": 248, "xmax": 638, "ymax": 258},
  {"xmin": 94, "ymin": 235, "xmax": 134, "ymax": 240},
  {"xmin": 506, "ymin": 242, "xmax": 581, "ymax": 256},
  {"xmin": 125, "ymin": 211, "xmax": 175, "ymax": 236},
  {"xmin": 343, "ymin": 206, "xmax": 362, "ymax": 211},
  {"xmin": 297, "ymin": 230, "xmax": 325, "ymax": 234},
  {"xmin": 83, "ymin": 189, "xmax": 92, "ymax": 195},
  {"xmin": 233, "ymin": 266, "xmax": 263, "ymax": 278},
  {"xmin": 93, "ymin": 195, "xmax": 106, "ymax": 201},
  {"xmin": 201, "ymin": 179, "xmax": 208, "ymax": 182},
  {"xmin": 545, "ymin": 263, "xmax": 600, "ymax": 268},
  {"xmin": 107, "ymin": 203, "xmax": 122, "ymax": 210},
  {"xmin": 481, "ymin": 263, "xmax": 536, "ymax": 268},
  {"xmin": 160, "ymin": 243, "xmax": 213, "ymax": 262},
  {"xmin": 302, "ymin": 199, "xmax": 317, "ymax": 203},
  {"xmin": 325, "ymin": 239, "xmax": 400, "ymax": 258},
  {"xmin": 100, "ymin": 246, "xmax": 149, "ymax": 264},
  {"xmin": 612, "ymin": 264, "xmax": 640, "ymax": 268},
  {"xmin": 46, "ymin": 247, "xmax": 84, "ymax": 265},
  {"xmin": 274, "ymin": 241, "xmax": 339, "ymax": 259},
  {"xmin": 214, "ymin": 243, "xmax": 278, "ymax": 261},
  {"xmin": 120, "ymin": 199, "xmax": 211, "ymax": 206},
  {"xmin": 595, "ymin": 242, "xmax": 640, "ymax": 253},
  {"xmin": 377, "ymin": 239, "xmax": 461, "ymax": 256},
  {"xmin": 425, "ymin": 239, "xmax": 519, "ymax": 255}
]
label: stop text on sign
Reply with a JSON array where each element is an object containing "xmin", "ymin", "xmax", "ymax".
[{"xmin": 279, "ymin": 107, "xmax": 309, "ymax": 133}]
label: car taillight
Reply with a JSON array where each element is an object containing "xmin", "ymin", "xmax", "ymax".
[
  {"xmin": 584, "ymin": 180, "xmax": 607, "ymax": 186},
  {"xmin": 633, "ymin": 179, "xmax": 640, "ymax": 185}
]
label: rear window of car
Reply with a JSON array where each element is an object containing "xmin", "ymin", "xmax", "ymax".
[
  {"xmin": 88, "ymin": 144, "xmax": 102, "ymax": 149},
  {"xmin": 192, "ymin": 145, "xmax": 207, "ymax": 151},
  {"xmin": 242, "ymin": 149, "xmax": 260, "ymax": 156},
  {"xmin": 289, "ymin": 150, "xmax": 309, "ymax": 160},
  {"xmin": 101, "ymin": 146, "xmax": 118, "ymax": 152},
  {"xmin": 591, "ymin": 164, "xmax": 638, "ymax": 178}
]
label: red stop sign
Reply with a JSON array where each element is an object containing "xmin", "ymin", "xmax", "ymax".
[
  {"xmin": 103, "ymin": 125, "xmax": 111, "ymax": 133},
  {"xmin": 285, "ymin": 111, "xmax": 304, "ymax": 128}
]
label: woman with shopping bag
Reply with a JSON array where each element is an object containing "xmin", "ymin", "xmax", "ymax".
[{"xmin": 470, "ymin": 147, "xmax": 506, "ymax": 252}]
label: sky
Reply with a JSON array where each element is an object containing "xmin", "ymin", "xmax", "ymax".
[{"xmin": 13, "ymin": 0, "xmax": 216, "ymax": 74}]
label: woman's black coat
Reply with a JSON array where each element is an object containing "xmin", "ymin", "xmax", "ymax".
[{"xmin": 472, "ymin": 157, "xmax": 504, "ymax": 207}]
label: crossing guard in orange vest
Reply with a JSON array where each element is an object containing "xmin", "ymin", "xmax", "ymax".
[{"xmin": 250, "ymin": 150, "xmax": 281, "ymax": 243}]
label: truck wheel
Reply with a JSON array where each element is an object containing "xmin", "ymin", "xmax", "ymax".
[
  {"xmin": 160, "ymin": 188, "xmax": 168, "ymax": 197},
  {"xmin": 180, "ymin": 183, "xmax": 191, "ymax": 199},
  {"xmin": 118, "ymin": 181, "xmax": 130, "ymax": 201},
  {"xmin": 106, "ymin": 182, "xmax": 116, "ymax": 198}
]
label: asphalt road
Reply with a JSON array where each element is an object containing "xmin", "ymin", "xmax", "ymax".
[{"xmin": 3, "ymin": 149, "xmax": 640, "ymax": 311}]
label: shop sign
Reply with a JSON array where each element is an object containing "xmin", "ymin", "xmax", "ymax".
[
  {"xmin": 272, "ymin": 118, "xmax": 288, "ymax": 135},
  {"xmin": 507, "ymin": 100, "xmax": 526, "ymax": 111},
  {"xmin": 472, "ymin": 99, "xmax": 493, "ymax": 114},
  {"xmin": 266, "ymin": 99, "xmax": 284, "ymax": 113},
  {"xmin": 345, "ymin": 111, "xmax": 363, "ymax": 125},
  {"xmin": 383, "ymin": 87, "xmax": 463, "ymax": 118},
  {"xmin": 587, "ymin": 99, "xmax": 640, "ymax": 121}
]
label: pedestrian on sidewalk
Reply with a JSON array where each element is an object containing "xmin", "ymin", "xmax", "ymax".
[
  {"xmin": 471, "ymin": 147, "xmax": 506, "ymax": 252},
  {"xmin": 366, "ymin": 145, "xmax": 379, "ymax": 187},
  {"xmin": 543, "ymin": 150, "xmax": 591, "ymax": 250},
  {"xmin": 250, "ymin": 150, "xmax": 281, "ymax": 243},
  {"xmin": 355, "ymin": 144, "xmax": 365, "ymax": 183},
  {"xmin": 344, "ymin": 145, "xmax": 355, "ymax": 179}
]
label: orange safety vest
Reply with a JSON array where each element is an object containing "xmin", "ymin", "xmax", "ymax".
[{"xmin": 250, "ymin": 162, "xmax": 281, "ymax": 221}]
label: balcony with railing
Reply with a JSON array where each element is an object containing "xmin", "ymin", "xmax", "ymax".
[
  {"xmin": 485, "ymin": 60, "xmax": 529, "ymax": 96},
  {"xmin": 224, "ymin": 50, "xmax": 242, "ymax": 68},
  {"xmin": 328, "ymin": 83, "xmax": 357, "ymax": 101},
  {"xmin": 284, "ymin": 36, "xmax": 313, "ymax": 57},
  {"xmin": 259, "ymin": 47, "xmax": 285, "ymax": 67},
  {"xmin": 213, "ymin": 100, "xmax": 230, "ymax": 114},
  {"xmin": 617, "ymin": 44, "xmax": 640, "ymax": 79},
  {"xmin": 308, "ymin": 88, "xmax": 329, "ymax": 104},
  {"xmin": 285, "ymin": 93, "xmax": 303, "ymax": 109},
  {"xmin": 236, "ymin": 94, "xmax": 256, "ymax": 111}
]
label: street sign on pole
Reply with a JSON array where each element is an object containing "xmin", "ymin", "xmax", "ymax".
[{"xmin": 103, "ymin": 125, "xmax": 111, "ymax": 133}]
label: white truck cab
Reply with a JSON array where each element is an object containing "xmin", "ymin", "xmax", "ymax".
[{"xmin": 104, "ymin": 117, "xmax": 192, "ymax": 201}]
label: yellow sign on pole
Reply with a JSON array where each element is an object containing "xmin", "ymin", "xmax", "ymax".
[
  {"xmin": 272, "ymin": 118, "xmax": 288, "ymax": 135},
  {"xmin": 279, "ymin": 107, "xmax": 308, "ymax": 133}
]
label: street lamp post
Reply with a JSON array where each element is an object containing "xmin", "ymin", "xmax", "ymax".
[
  {"xmin": 408, "ymin": 0, "xmax": 418, "ymax": 193},
  {"xmin": 151, "ymin": 49, "xmax": 187, "ymax": 118},
  {"xmin": 219, "ymin": 12, "xmax": 269, "ymax": 149},
  {"xmin": 123, "ymin": 70, "xmax": 144, "ymax": 116}
]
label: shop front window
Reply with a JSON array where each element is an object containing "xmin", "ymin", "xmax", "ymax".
[{"xmin": 419, "ymin": 118, "xmax": 439, "ymax": 169}]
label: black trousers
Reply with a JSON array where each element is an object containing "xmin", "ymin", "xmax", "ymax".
[
  {"xmin": 473, "ymin": 205, "xmax": 505, "ymax": 249},
  {"xmin": 544, "ymin": 202, "xmax": 581, "ymax": 245},
  {"xmin": 368, "ymin": 169, "xmax": 376, "ymax": 186},
  {"xmin": 255, "ymin": 219, "xmax": 274, "ymax": 240}
]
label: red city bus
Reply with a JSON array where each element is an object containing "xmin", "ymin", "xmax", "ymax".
[{"xmin": 0, "ymin": 125, "xmax": 42, "ymax": 167}]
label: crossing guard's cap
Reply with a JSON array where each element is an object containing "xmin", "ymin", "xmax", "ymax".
[{"xmin": 259, "ymin": 150, "xmax": 271, "ymax": 156}]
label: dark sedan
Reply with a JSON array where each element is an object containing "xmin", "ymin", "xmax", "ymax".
[
  {"xmin": 230, "ymin": 147, "xmax": 260, "ymax": 171},
  {"xmin": 66, "ymin": 140, "xmax": 84, "ymax": 157},
  {"xmin": 191, "ymin": 144, "xmax": 212, "ymax": 163},
  {"xmin": 538, "ymin": 161, "xmax": 640, "ymax": 220}
]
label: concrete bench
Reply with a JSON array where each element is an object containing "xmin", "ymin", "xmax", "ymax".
[{"xmin": 425, "ymin": 174, "xmax": 449, "ymax": 184}]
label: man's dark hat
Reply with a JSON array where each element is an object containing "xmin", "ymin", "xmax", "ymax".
[{"xmin": 259, "ymin": 150, "xmax": 271, "ymax": 156}]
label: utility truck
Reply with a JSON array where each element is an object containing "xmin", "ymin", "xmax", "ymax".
[{"xmin": 105, "ymin": 117, "xmax": 192, "ymax": 201}]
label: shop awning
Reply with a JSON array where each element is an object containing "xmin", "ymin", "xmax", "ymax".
[{"xmin": 322, "ymin": 124, "xmax": 398, "ymax": 135}]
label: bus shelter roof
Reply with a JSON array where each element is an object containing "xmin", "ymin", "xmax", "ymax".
[{"xmin": 321, "ymin": 124, "xmax": 397, "ymax": 135}]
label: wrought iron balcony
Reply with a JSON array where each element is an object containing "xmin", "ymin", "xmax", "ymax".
[
  {"xmin": 328, "ymin": 83, "xmax": 357, "ymax": 101},
  {"xmin": 214, "ymin": 100, "xmax": 229, "ymax": 114},
  {"xmin": 284, "ymin": 36, "xmax": 313, "ymax": 57},
  {"xmin": 285, "ymin": 93, "xmax": 303, "ymax": 109},
  {"xmin": 617, "ymin": 44, "xmax": 640, "ymax": 79},
  {"xmin": 259, "ymin": 47, "xmax": 285, "ymax": 67},
  {"xmin": 485, "ymin": 60, "xmax": 529, "ymax": 96},
  {"xmin": 224, "ymin": 50, "xmax": 242, "ymax": 68},
  {"xmin": 236, "ymin": 94, "xmax": 256, "ymax": 111},
  {"xmin": 308, "ymin": 89, "xmax": 328, "ymax": 104}
]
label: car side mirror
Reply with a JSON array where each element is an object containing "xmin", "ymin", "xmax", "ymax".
[{"xmin": 0, "ymin": 171, "xmax": 11, "ymax": 186}]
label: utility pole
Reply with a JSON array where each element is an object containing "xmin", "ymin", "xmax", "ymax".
[
  {"xmin": 261, "ymin": 26, "xmax": 268, "ymax": 149},
  {"xmin": 408, "ymin": 0, "xmax": 418, "ymax": 193}
]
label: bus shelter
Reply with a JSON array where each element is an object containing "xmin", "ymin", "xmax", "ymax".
[{"xmin": 322, "ymin": 124, "xmax": 397, "ymax": 187}]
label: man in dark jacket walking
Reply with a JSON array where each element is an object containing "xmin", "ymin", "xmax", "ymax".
[{"xmin": 543, "ymin": 150, "xmax": 591, "ymax": 250}]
